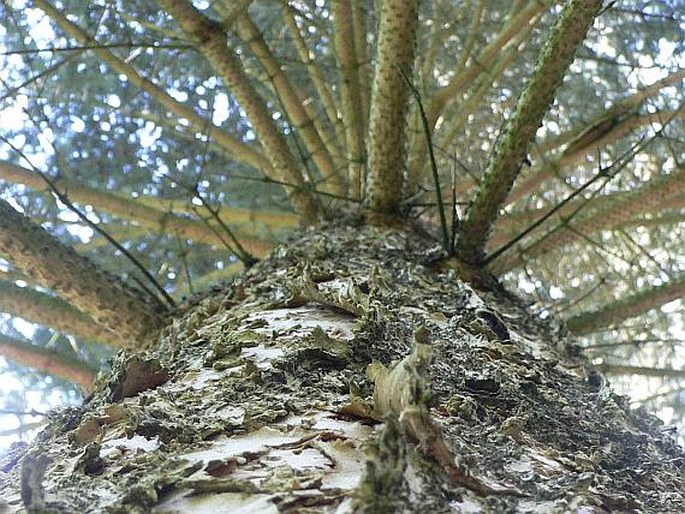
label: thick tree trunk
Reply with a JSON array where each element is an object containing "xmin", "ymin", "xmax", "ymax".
[{"xmin": 1, "ymin": 224, "xmax": 683, "ymax": 513}]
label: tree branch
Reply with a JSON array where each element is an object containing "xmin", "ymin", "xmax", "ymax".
[
  {"xmin": 596, "ymin": 363, "xmax": 685, "ymax": 379},
  {"xmin": 352, "ymin": 1, "xmax": 370, "ymax": 135},
  {"xmin": 0, "ymin": 281, "xmax": 123, "ymax": 347},
  {"xmin": 332, "ymin": 0, "xmax": 367, "ymax": 198},
  {"xmin": 508, "ymin": 108, "xmax": 685, "ymax": 204},
  {"xmin": 365, "ymin": 0, "xmax": 419, "ymax": 214},
  {"xmin": 282, "ymin": 6, "xmax": 346, "ymax": 165},
  {"xmin": 435, "ymin": 35, "xmax": 530, "ymax": 155},
  {"xmin": 456, "ymin": 0, "xmax": 602, "ymax": 263},
  {"xmin": 494, "ymin": 163, "xmax": 685, "ymax": 273},
  {"xmin": 0, "ymin": 161, "xmax": 273, "ymax": 256},
  {"xmin": 31, "ymin": 0, "xmax": 271, "ymax": 175},
  {"xmin": 234, "ymin": 13, "xmax": 345, "ymax": 195},
  {"xmin": 0, "ymin": 334, "xmax": 97, "ymax": 393},
  {"xmin": 430, "ymin": 0, "xmax": 550, "ymax": 120},
  {"xmin": 0, "ymin": 199, "xmax": 165, "ymax": 347},
  {"xmin": 509, "ymin": 69, "xmax": 685, "ymax": 203},
  {"xmin": 408, "ymin": 2, "xmax": 544, "ymax": 194},
  {"xmin": 159, "ymin": 0, "xmax": 320, "ymax": 219},
  {"xmin": 566, "ymin": 275, "xmax": 685, "ymax": 335}
]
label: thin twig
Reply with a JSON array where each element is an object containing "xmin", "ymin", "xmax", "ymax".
[
  {"xmin": 0, "ymin": 409, "xmax": 47, "ymax": 417},
  {"xmin": 190, "ymin": 184, "xmax": 257, "ymax": 268},
  {"xmin": 228, "ymin": 172, "xmax": 361, "ymax": 202},
  {"xmin": 0, "ymin": 54, "xmax": 80, "ymax": 103},
  {"xmin": 175, "ymin": 234, "xmax": 194, "ymax": 294},
  {"xmin": 397, "ymin": 66, "xmax": 451, "ymax": 252},
  {"xmin": 190, "ymin": 204, "xmax": 239, "ymax": 257},
  {"xmin": 553, "ymin": 277, "xmax": 606, "ymax": 315},
  {"xmin": 450, "ymin": 148, "xmax": 459, "ymax": 254},
  {"xmin": 184, "ymin": 93, "xmax": 257, "ymax": 268},
  {"xmin": 0, "ymin": 42, "xmax": 193, "ymax": 56}
]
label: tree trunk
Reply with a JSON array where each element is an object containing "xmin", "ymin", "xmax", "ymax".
[{"xmin": 1, "ymin": 224, "xmax": 683, "ymax": 513}]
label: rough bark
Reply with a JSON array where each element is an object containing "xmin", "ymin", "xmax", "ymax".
[
  {"xmin": 0, "ymin": 199, "xmax": 164, "ymax": 348},
  {"xmin": 1, "ymin": 224, "xmax": 682, "ymax": 513}
]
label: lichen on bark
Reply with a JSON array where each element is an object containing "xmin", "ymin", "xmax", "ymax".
[{"xmin": 0, "ymin": 223, "xmax": 683, "ymax": 513}]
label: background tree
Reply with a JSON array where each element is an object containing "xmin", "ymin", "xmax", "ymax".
[{"xmin": 0, "ymin": 0, "xmax": 683, "ymax": 511}]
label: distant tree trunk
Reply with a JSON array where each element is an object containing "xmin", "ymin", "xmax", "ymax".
[{"xmin": 1, "ymin": 224, "xmax": 682, "ymax": 513}]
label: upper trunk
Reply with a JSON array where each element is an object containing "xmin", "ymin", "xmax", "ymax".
[{"xmin": 0, "ymin": 223, "xmax": 683, "ymax": 513}]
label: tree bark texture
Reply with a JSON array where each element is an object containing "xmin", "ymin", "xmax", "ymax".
[{"xmin": 0, "ymin": 224, "xmax": 682, "ymax": 513}]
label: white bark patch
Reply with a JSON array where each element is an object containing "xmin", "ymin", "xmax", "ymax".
[
  {"xmin": 399, "ymin": 306, "xmax": 449, "ymax": 327},
  {"xmin": 319, "ymin": 439, "xmax": 368, "ymax": 491},
  {"xmin": 247, "ymin": 305, "xmax": 356, "ymax": 341},
  {"xmin": 240, "ymin": 344, "xmax": 285, "ymax": 369},
  {"xmin": 508, "ymin": 329, "xmax": 548, "ymax": 359},
  {"xmin": 180, "ymin": 427, "xmax": 301, "ymax": 464},
  {"xmin": 506, "ymin": 450, "xmax": 565, "ymax": 477},
  {"xmin": 184, "ymin": 368, "xmax": 227, "ymax": 390},
  {"xmin": 260, "ymin": 447, "xmax": 331, "ymax": 470},
  {"xmin": 449, "ymin": 497, "xmax": 482, "ymax": 513},
  {"xmin": 154, "ymin": 412, "xmax": 371, "ymax": 511},
  {"xmin": 100, "ymin": 434, "xmax": 160, "ymax": 458},
  {"xmin": 310, "ymin": 416, "xmax": 374, "ymax": 440}
]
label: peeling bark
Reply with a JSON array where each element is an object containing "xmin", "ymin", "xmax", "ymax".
[{"xmin": 1, "ymin": 224, "xmax": 682, "ymax": 513}]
